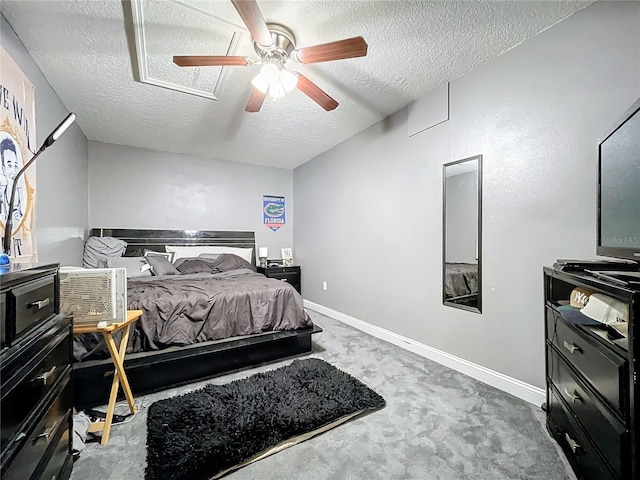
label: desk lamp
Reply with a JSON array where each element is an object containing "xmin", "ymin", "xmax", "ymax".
[{"xmin": 1, "ymin": 112, "xmax": 76, "ymax": 265}]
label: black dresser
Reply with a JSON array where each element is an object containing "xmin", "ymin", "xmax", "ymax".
[
  {"xmin": 257, "ymin": 265, "xmax": 301, "ymax": 295},
  {"xmin": 544, "ymin": 266, "xmax": 638, "ymax": 480},
  {"xmin": 0, "ymin": 263, "xmax": 73, "ymax": 480}
]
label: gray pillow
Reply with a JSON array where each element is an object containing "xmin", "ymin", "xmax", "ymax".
[
  {"xmin": 105, "ymin": 257, "xmax": 152, "ymax": 278},
  {"xmin": 176, "ymin": 259, "xmax": 218, "ymax": 275},
  {"xmin": 173, "ymin": 256, "xmax": 207, "ymax": 269},
  {"xmin": 146, "ymin": 254, "xmax": 181, "ymax": 276},
  {"xmin": 207, "ymin": 253, "xmax": 256, "ymax": 272},
  {"xmin": 83, "ymin": 236, "xmax": 127, "ymax": 268}
]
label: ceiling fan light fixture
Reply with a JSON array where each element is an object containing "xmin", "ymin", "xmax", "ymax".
[
  {"xmin": 279, "ymin": 69, "xmax": 298, "ymax": 93},
  {"xmin": 268, "ymin": 81, "xmax": 286, "ymax": 98},
  {"xmin": 252, "ymin": 63, "xmax": 280, "ymax": 93},
  {"xmin": 251, "ymin": 74, "xmax": 270, "ymax": 93}
]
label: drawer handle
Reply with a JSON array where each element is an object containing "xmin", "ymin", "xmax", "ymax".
[
  {"xmin": 564, "ymin": 388, "xmax": 582, "ymax": 403},
  {"xmin": 563, "ymin": 341, "xmax": 581, "ymax": 354},
  {"xmin": 36, "ymin": 421, "xmax": 58, "ymax": 443},
  {"xmin": 34, "ymin": 366, "xmax": 57, "ymax": 385},
  {"xmin": 564, "ymin": 433, "xmax": 582, "ymax": 454},
  {"xmin": 29, "ymin": 298, "xmax": 50, "ymax": 309},
  {"xmin": 280, "ymin": 278, "xmax": 288, "ymax": 282}
]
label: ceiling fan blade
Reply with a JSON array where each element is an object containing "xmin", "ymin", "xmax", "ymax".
[
  {"xmin": 292, "ymin": 36, "xmax": 368, "ymax": 64},
  {"xmin": 296, "ymin": 74, "xmax": 338, "ymax": 111},
  {"xmin": 173, "ymin": 56, "xmax": 252, "ymax": 67},
  {"xmin": 231, "ymin": 0, "xmax": 273, "ymax": 48},
  {"xmin": 245, "ymin": 87, "xmax": 267, "ymax": 113}
]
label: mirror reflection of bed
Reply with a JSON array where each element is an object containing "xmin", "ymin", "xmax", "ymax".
[
  {"xmin": 442, "ymin": 155, "xmax": 482, "ymax": 313},
  {"xmin": 444, "ymin": 262, "xmax": 478, "ymax": 307}
]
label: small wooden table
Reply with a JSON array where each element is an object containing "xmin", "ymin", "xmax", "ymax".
[{"xmin": 73, "ymin": 310, "xmax": 142, "ymax": 445}]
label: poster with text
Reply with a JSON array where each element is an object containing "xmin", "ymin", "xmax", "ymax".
[
  {"xmin": 0, "ymin": 46, "xmax": 37, "ymax": 261},
  {"xmin": 263, "ymin": 195, "xmax": 285, "ymax": 231}
]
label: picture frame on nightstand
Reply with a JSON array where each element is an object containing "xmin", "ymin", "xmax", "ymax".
[{"xmin": 281, "ymin": 248, "xmax": 293, "ymax": 266}]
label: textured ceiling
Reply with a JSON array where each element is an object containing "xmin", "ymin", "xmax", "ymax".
[{"xmin": 1, "ymin": 0, "xmax": 591, "ymax": 169}]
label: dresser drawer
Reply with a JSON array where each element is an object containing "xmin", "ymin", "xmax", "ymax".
[
  {"xmin": 548, "ymin": 348, "xmax": 628, "ymax": 477},
  {"xmin": 1, "ymin": 293, "xmax": 6, "ymax": 345},
  {"xmin": 38, "ymin": 416, "xmax": 71, "ymax": 480},
  {"xmin": 2, "ymin": 379, "xmax": 71, "ymax": 480},
  {"xmin": 548, "ymin": 388, "xmax": 617, "ymax": 480},
  {"xmin": 1, "ymin": 327, "xmax": 71, "ymax": 450},
  {"xmin": 9, "ymin": 275, "xmax": 56, "ymax": 344},
  {"xmin": 546, "ymin": 307, "xmax": 627, "ymax": 417}
]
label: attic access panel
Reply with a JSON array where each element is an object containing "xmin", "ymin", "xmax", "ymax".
[{"xmin": 131, "ymin": 0, "xmax": 245, "ymax": 100}]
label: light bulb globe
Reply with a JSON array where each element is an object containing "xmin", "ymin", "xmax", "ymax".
[{"xmin": 280, "ymin": 70, "xmax": 298, "ymax": 92}]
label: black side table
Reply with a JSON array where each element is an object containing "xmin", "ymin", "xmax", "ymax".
[{"xmin": 257, "ymin": 265, "xmax": 301, "ymax": 295}]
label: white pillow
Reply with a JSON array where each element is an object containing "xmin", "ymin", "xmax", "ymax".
[{"xmin": 165, "ymin": 245, "xmax": 253, "ymax": 263}]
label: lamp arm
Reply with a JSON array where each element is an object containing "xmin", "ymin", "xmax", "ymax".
[{"xmin": 2, "ymin": 144, "xmax": 47, "ymax": 255}]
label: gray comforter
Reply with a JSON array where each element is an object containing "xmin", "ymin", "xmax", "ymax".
[
  {"xmin": 73, "ymin": 268, "xmax": 312, "ymax": 361},
  {"xmin": 444, "ymin": 262, "xmax": 478, "ymax": 298}
]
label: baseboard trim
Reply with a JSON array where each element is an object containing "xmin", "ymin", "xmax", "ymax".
[{"xmin": 305, "ymin": 300, "xmax": 545, "ymax": 406}]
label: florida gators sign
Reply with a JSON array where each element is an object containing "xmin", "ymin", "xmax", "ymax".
[{"xmin": 263, "ymin": 195, "xmax": 285, "ymax": 232}]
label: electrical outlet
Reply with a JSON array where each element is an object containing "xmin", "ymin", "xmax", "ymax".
[{"xmin": 323, "ymin": 281, "xmax": 328, "ymax": 291}]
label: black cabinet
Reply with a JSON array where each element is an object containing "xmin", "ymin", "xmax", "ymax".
[
  {"xmin": 544, "ymin": 266, "xmax": 638, "ymax": 480},
  {"xmin": 257, "ymin": 265, "xmax": 301, "ymax": 295},
  {"xmin": 1, "ymin": 263, "xmax": 73, "ymax": 480}
]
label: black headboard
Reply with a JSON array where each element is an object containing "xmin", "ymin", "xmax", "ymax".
[{"xmin": 90, "ymin": 229, "xmax": 256, "ymax": 265}]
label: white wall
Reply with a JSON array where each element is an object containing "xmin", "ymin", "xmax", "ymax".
[
  {"xmin": 293, "ymin": 1, "xmax": 640, "ymax": 388},
  {"xmin": 88, "ymin": 141, "xmax": 293, "ymax": 258},
  {"xmin": 1, "ymin": 14, "xmax": 88, "ymax": 265}
]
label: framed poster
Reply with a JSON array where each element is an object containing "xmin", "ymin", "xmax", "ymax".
[
  {"xmin": 263, "ymin": 195, "xmax": 285, "ymax": 232},
  {"xmin": 0, "ymin": 46, "xmax": 37, "ymax": 261}
]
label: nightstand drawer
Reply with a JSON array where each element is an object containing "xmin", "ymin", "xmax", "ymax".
[
  {"xmin": 271, "ymin": 271, "xmax": 299, "ymax": 284},
  {"xmin": 548, "ymin": 348, "xmax": 627, "ymax": 477},
  {"xmin": 258, "ymin": 266, "xmax": 301, "ymax": 295},
  {"xmin": 546, "ymin": 307, "xmax": 627, "ymax": 417},
  {"xmin": 548, "ymin": 387, "xmax": 616, "ymax": 480}
]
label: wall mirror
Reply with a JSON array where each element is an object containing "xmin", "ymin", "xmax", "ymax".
[{"xmin": 443, "ymin": 154, "xmax": 482, "ymax": 313}]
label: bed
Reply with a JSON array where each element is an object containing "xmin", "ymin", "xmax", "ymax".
[
  {"xmin": 72, "ymin": 229, "xmax": 321, "ymax": 408},
  {"xmin": 444, "ymin": 262, "xmax": 479, "ymax": 300}
]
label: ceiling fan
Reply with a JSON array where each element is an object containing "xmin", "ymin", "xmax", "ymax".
[{"xmin": 172, "ymin": 0, "xmax": 368, "ymax": 113}]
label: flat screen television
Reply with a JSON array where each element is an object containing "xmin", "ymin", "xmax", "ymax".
[{"xmin": 597, "ymin": 97, "xmax": 640, "ymax": 262}]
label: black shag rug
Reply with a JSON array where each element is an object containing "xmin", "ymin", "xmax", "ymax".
[{"xmin": 145, "ymin": 358, "xmax": 385, "ymax": 480}]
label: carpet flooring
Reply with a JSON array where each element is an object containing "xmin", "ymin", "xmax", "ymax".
[{"xmin": 71, "ymin": 310, "xmax": 576, "ymax": 480}]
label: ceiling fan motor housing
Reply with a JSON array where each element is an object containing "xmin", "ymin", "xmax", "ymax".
[{"xmin": 255, "ymin": 23, "xmax": 296, "ymax": 64}]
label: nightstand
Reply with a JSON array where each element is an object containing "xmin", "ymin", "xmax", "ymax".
[{"xmin": 257, "ymin": 265, "xmax": 301, "ymax": 296}]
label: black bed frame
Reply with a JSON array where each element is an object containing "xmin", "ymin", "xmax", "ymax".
[{"xmin": 73, "ymin": 229, "xmax": 321, "ymax": 408}]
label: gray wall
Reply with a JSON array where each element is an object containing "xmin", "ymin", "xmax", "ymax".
[
  {"xmin": 293, "ymin": 1, "xmax": 640, "ymax": 388},
  {"xmin": 1, "ymin": 13, "xmax": 88, "ymax": 265},
  {"xmin": 88, "ymin": 141, "xmax": 293, "ymax": 258},
  {"xmin": 445, "ymin": 171, "xmax": 478, "ymax": 264}
]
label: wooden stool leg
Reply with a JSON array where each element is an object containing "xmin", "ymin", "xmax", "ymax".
[
  {"xmin": 116, "ymin": 324, "xmax": 136, "ymax": 414},
  {"xmin": 104, "ymin": 326, "xmax": 137, "ymax": 414},
  {"xmin": 101, "ymin": 332, "xmax": 121, "ymax": 445}
]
